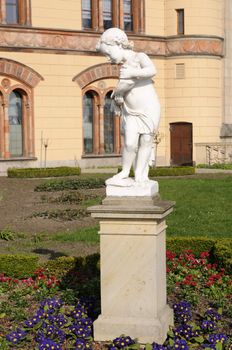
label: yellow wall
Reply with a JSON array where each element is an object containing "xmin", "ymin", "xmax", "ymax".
[
  {"xmin": 1, "ymin": 52, "xmax": 103, "ymax": 164},
  {"xmin": 165, "ymin": 0, "xmax": 224, "ymax": 37},
  {"xmin": 0, "ymin": 1, "xmax": 226, "ymax": 169},
  {"xmin": 165, "ymin": 57, "xmax": 223, "ymax": 163},
  {"xmin": 0, "ymin": 51, "xmax": 167, "ymax": 166},
  {"xmin": 32, "ymin": 0, "xmax": 82, "ymax": 30},
  {"xmin": 146, "ymin": 0, "xmax": 165, "ymax": 36}
]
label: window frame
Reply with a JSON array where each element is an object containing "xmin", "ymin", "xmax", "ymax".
[
  {"xmin": 176, "ymin": 8, "xmax": 185, "ymax": 35},
  {"xmin": 81, "ymin": 0, "xmax": 145, "ymax": 34},
  {"xmin": 0, "ymin": 84, "xmax": 34, "ymax": 159},
  {"xmin": 0, "ymin": 0, "xmax": 31, "ymax": 26},
  {"xmin": 82, "ymin": 86, "xmax": 121, "ymax": 157}
]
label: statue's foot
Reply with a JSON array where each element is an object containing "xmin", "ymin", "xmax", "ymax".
[
  {"xmin": 112, "ymin": 170, "xmax": 129, "ymax": 180},
  {"xmin": 105, "ymin": 171, "xmax": 134, "ymax": 187},
  {"xmin": 135, "ymin": 175, "xmax": 149, "ymax": 183}
]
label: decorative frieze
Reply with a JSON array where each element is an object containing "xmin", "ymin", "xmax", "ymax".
[
  {"xmin": 0, "ymin": 27, "xmax": 224, "ymax": 58},
  {"xmin": 0, "ymin": 58, "xmax": 43, "ymax": 87}
]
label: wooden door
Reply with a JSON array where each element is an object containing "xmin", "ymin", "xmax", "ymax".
[{"xmin": 170, "ymin": 122, "xmax": 193, "ymax": 166}]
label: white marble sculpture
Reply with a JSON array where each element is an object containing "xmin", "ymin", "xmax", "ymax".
[{"xmin": 96, "ymin": 28, "xmax": 160, "ymax": 194}]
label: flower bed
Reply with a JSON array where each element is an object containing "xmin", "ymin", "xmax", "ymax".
[{"xmin": 0, "ymin": 251, "xmax": 231, "ymax": 349}]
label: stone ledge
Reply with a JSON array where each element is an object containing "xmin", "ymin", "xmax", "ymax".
[
  {"xmin": 94, "ymin": 305, "xmax": 173, "ymax": 344},
  {"xmin": 88, "ymin": 197, "xmax": 175, "ymax": 220}
]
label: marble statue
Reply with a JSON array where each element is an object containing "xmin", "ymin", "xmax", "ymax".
[{"xmin": 96, "ymin": 28, "xmax": 160, "ymax": 190}]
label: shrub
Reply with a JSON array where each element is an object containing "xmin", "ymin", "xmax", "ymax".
[
  {"xmin": 0, "ymin": 254, "xmax": 39, "ymax": 278},
  {"xmin": 149, "ymin": 166, "xmax": 195, "ymax": 177},
  {"xmin": 197, "ymin": 163, "xmax": 232, "ymax": 169},
  {"xmin": 166, "ymin": 237, "xmax": 216, "ymax": 257},
  {"xmin": 0, "ymin": 227, "xmax": 15, "ymax": 241},
  {"xmin": 44, "ymin": 254, "xmax": 100, "ymax": 279},
  {"xmin": 31, "ymin": 208, "xmax": 87, "ymax": 221},
  {"xmin": 35, "ymin": 177, "xmax": 106, "ymax": 192},
  {"xmin": 213, "ymin": 239, "xmax": 232, "ymax": 273},
  {"xmin": 118, "ymin": 166, "xmax": 195, "ymax": 177},
  {"xmin": 7, "ymin": 166, "xmax": 81, "ymax": 178}
]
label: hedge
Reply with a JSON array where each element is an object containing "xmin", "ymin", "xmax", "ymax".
[
  {"xmin": 118, "ymin": 166, "xmax": 195, "ymax": 177},
  {"xmin": 166, "ymin": 237, "xmax": 216, "ymax": 257},
  {"xmin": 149, "ymin": 166, "xmax": 195, "ymax": 177},
  {"xmin": 213, "ymin": 239, "xmax": 232, "ymax": 273},
  {"xmin": 34, "ymin": 177, "xmax": 106, "ymax": 192},
  {"xmin": 1, "ymin": 238, "xmax": 231, "ymax": 277},
  {"xmin": 7, "ymin": 166, "xmax": 81, "ymax": 178},
  {"xmin": 44, "ymin": 254, "xmax": 100, "ymax": 279},
  {"xmin": 0, "ymin": 254, "xmax": 39, "ymax": 278},
  {"xmin": 197, "ymin": 163, "xmax": 232, "ymax": 170},
  {"xmin": 45, "ymin": 238, "xmax": 232, "ymax": 276}
]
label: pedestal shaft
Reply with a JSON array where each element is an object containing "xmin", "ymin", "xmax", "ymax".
[{"xmin": 89, "ymin": 198, "xmax": 174, "ymax": 344}]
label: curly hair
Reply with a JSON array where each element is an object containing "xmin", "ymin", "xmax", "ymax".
[{"xmin": 96, "ymin": 27, "xmax": 134, "ymax": 51}]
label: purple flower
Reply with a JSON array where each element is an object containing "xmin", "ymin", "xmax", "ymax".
[
  {"xmin": 75, "ymin": 338, "xmax": 87, "ymax": 350},
  {"xmin": 173, "ymin": 301, "xmax": 192, "ymax": 323},
  {"xmin": 38, "ymin": 337, "xmax": 62, "ymax": 350},
  {"xmin": 173, "ymin": 338, "xmax": 188, "ymax": 350},
  {"xmin": 201, "ymin": 320, "xmax": 217, "ymax": 332},
  {"xmin": 208, "ymin": 333, "xmax": 228, "ymax": 344},
  {"xmin": 6, "ymin": 328, "xmax": 27, "ymax": 344},
  {"xmin": 173, "ymin": 324, "xmax": 194, "ymax": 340},
  {"xmin": 112, "ymin": 336, "xmax": 135, "ymax": 349},
  {"xmin": 205, "ymin": 308, "xmax": 221, "ymax": 322},
  {"xmin": 152, "ymin": 342, "xmax": 166, "ymax": 350}
]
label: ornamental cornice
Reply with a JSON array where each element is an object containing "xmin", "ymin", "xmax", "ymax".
[{"xmin": 0, "ymin": 27, "xmax": 224, "ymax": 58}]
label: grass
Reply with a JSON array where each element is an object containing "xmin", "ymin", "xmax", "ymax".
[
  {"xmin": 158, "ymin": 177, "xmax": 232, "ymax": 237},
  {"xmin": 52, "ymin": 225, "xmax": 100, "ymax": 244}
]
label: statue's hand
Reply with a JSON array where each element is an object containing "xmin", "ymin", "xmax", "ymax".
[
  {"xmin": 114, "ymin": 95, "xmax": 124, "ymax": 105},
  {"xmin": 120, "ymin": 66, "xmax": 138, "ymax": 79}
]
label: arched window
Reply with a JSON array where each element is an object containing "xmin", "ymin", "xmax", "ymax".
[
  {"xmin": 0, "ymin": 0, "xmax": 31, "ymax": 25},
  {"xmin": 124, "ymin": 0, "xmax": 133, "ymax": 31},
  {"xmin": 81, "ymin": 0, "xmax": 144, "ymax": 33},
  {"xmin": 82, "ymin": 0, "xmax": 92, "ymax": 29},
  {"xmin": 83, "ymin": 91, "xmax": 95, "ymax": 154},
  {"xmin": 6, "ymin": 0, "xmax": 19, "ymax": 24},
  {"xmin": 82, "ymin": 86, "xmax": 121, "ymax": 157},
  {"xmin": 8, "ymin": 90, "xmax": 23, "ymax": 157},
  {"xmin": 103, "ymin": 0, "xmax": 113, "ymax": 29},
  {"xmin": 0, "ymin": 92, "xmax": 4, "ymax": 158},
  {"xmin": 104, "ymin": 91, "xmax": 114, "ymax": 153}
]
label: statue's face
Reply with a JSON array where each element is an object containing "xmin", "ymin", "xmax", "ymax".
[{"xmin": 100, "ymin": 43, "xmax": 124, "ymax": 64}]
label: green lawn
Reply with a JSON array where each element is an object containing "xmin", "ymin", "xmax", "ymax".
[
  {"xmin": 158, "ymin": 177, "xmax": 232, "ymax": 237},
  {"xmin": 52, "ymin": 176, "xmax": 232, "ymax": 244}
]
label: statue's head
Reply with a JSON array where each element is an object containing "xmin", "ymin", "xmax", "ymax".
[{"xmin": 96, "ymin": 28, "xmax": 133, "ymax": 64}]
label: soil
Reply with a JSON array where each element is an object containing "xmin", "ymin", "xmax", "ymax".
[{"xmin": 0, "ymin": 176, "xmax": 105, "ymax": 262}]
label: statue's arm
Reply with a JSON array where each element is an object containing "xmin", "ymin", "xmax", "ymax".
[{"xmin": 120, "ymin": 53, "xmax": 156, "ymax": 79}]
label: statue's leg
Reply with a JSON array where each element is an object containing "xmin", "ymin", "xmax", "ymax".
[
  {"xmin": 113, "ymin": 129, "xmax": 139, "ymax": 180},
  {"xmin": 134, "ymin": 134, "xmax": 153, "ymax": 182}
]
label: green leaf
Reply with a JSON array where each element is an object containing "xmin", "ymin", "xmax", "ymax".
[
  {"xmin": 0, "ymin": 313, "xmax": 6, "ymax": 318},
  {"xmin": 129, "ymin": 344, "xmax": 139, "ymax": 350},
  {"xmin": 145, "ymin": 344, "xmax": 152, "ymax": 350},
  {"xmin": 195, "ymin": 336, "xmax": 204, "ymax": 343},
  {"xmin": 216, "ymin": 342, "xmax": 223, "ymax": 350},
  {"xmin": 167, "ymin": 330, "xmax": 174, "ymax": 338}
]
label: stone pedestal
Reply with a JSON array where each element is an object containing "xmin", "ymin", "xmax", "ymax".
[{"xmin": 88, "ymin": 196, "xmax": 175, "ymax": 344}]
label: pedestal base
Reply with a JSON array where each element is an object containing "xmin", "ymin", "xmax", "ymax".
[
  {"xmin": 94, "ymin": 305, "xmax": 173, "ymax": 344},
  {"xmin": 106, "ymin": 179, "xmax": 159, "ymax": 197},
  {"xmin": 89, "ymin": 196, "xmax": 175, "ymax": 345}
]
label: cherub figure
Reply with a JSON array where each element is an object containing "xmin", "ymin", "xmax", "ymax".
[{"xmin": 96, "ymin": 28, "xmax": 160, "ymax": 184}]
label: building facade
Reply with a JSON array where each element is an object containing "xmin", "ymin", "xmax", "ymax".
[{"xmin": 0, "ymin": 0, "xmax": 231, "ymax": 174}]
